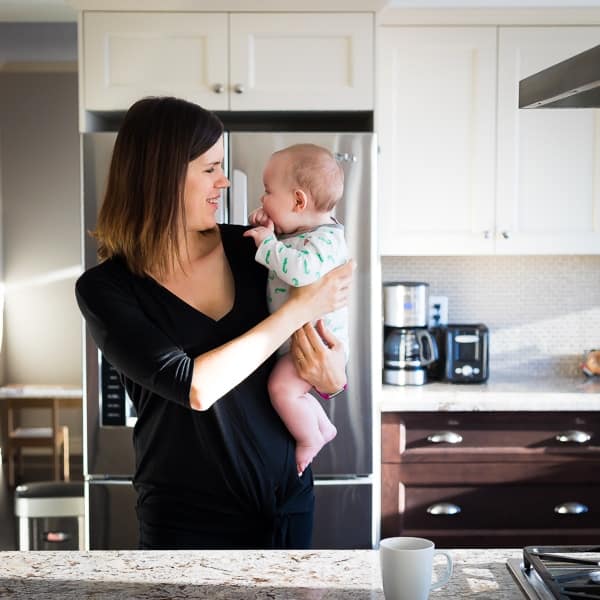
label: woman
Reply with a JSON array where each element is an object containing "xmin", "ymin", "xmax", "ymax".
[{"xmin": 75, "ymin": 96, "xmax": 352, "ymax": 550}]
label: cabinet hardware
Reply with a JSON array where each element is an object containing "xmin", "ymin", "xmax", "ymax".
[
  {"xmin": 212, "ymin": 83, "xmax": 224, "ymax": 94},
  {"xmin": 500, "ymin": 230, "xmax": 510, "ymax": 239},
  {"xmin": 483, "ymin": 230, "xmax": 491, "ymax": 239},
  {"xmin": 554, "ymin": 502, "xmax": 589, "ymax": 515},
  {"xmin": 426, "ymin": 431, "xmax": 463, "ymax": 444},
  {"xmin": 555, "ymin": 430, "xmax": 592, "ymax": 443},
  {"xmin": 427, "ymin": 502, "xmax": 461, "ymax": 516},
  {"xmin": 234, "ymin": 84, "xmax": 245, "ymax": 94}
]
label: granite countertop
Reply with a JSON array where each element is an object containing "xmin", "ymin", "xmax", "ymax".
[
  {"xmin": 381, "ymin": 374, "xmax": 600, "ymax": 412},
  {"xmin": 0, "ymin": 548, "xmax": 524, "ymax": 599}
]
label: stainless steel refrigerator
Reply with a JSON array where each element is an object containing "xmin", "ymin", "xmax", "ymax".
[{"xmin": 81, "ymin": 127, "xmax": 377, "ymax": 550}]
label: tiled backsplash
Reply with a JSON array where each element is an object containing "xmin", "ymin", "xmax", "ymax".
[{"xmin": 382, "ymin": 255, "xmax": 600, "ymax": 377}]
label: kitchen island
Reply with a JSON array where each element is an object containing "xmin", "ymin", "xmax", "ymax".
[{"xmin": 0, "ymin": 548, "xmax": 525, "ymax": 598}]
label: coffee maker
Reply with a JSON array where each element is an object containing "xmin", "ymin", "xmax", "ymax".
[{"xmin": 383, "ymin": 282, "xmax": 438, "ymax": 386}]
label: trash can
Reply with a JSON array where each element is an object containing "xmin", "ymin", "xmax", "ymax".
[{"xmin": 14, "ymin": 481, "xmax": 85, "ymax": 550}]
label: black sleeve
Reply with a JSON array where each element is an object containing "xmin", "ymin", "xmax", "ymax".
[{"xmin": 75, "ymin": 262, "xmax": 192, "ymax": 408}]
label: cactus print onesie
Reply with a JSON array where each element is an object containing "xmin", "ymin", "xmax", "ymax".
[{"xmin": 255, "ymin": 221, "xmax": 349, "ymax": 358}]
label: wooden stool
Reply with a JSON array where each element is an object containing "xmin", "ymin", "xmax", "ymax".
[{"xmin": 6, "ymin": 396, "xmax": 71, "ymax": 486}]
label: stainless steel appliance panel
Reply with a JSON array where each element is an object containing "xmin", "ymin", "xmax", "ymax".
[
  {"xmin": 87, "ymin": 480, "xmax": 138, "ymax": 550},
  {"xmin": 230, "ymin": 132, "xmax": 375, "ymax": 477},
  {"xmin": 82, "ymin": 133, "xmax": 136, "ymax": 479},
  {"xmin": 383, "ymin": 282, "xmax": 429, "ymax": 328},
  {"xmin": 312, "ymin": 482, "xmax": 372, "ymax": 549}
]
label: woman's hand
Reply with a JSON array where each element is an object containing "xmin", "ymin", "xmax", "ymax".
[
  {"xmin": 291, "ymin": 320, "xmax": 347, "ymax": 395},
  {"xmin": 288, "ymin": 260, "xmax": 353, "ymax": 324}
]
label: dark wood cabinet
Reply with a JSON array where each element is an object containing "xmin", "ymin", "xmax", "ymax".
[{"xmin": 381, "ymin": 411, "xmax": 600, "ymax": 548}]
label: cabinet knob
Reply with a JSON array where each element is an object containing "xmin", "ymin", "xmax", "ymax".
[
  {"xmin": 426, "ymin": 431, "xmax": 463, "ymax": 444},
  {"xmin": 501, "ymin": 230, "xmax": 510, "ymax": 239},
  {"xmin": 483, "ymin": 230, "xmax": 491, "ymax": 239},
  {"xmin": 427, "ymin": 502, "xmax": 461, "ymax": 516},
  {"xmin": 554, "ymin": 501, "xmax": 589, "ymax": 515},
  {"xmin": 213, "ymin": 83, "xmax": 225, "ymax": 94},
  {"xmin": 555, "ymin": 430, "xmax": 592, "ymax": 444},
  {"xmin": 234, "ymin": 83, "xmax": 245, "ymax": 94}
]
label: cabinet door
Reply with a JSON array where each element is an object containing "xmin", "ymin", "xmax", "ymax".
[
  {"xmin": 83, "ymin": 13, "xmax": 229, "ymax": 111},
  {"xmin": 497, "ymin": 27, "xmax": 600, "ymax": 254},
  {"xmin": 229, "ymin": 13, "xmax": 373, "ymax": 111},
  {"xmin": 378, "ymin": 27, "xmax": 497, "ymax": 255}
]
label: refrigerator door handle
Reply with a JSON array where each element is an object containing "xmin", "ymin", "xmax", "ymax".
[{"xmin": 231, "ymin": 169, "xmax": 248, "ymax": 225}]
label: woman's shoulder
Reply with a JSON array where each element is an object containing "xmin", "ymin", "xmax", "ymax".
[
  {"xmin": 219, "ymin": 223, "xmax": 251, "ymax": 241},
  {"xmin": 219, "ymin": 223, "xmax": 256, "ymax": 255},
  {"xmin": 75, "ymin": 257, "xmax": 136, "ymax": 306},
  {"xmin": 77, "ymin": 256, "xmax": 130, "ymax": 287}
]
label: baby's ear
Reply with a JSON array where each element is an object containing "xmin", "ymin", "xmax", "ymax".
[{"xmin": 293, "ymin": 189, "xmax": 308, "ymax": 211}]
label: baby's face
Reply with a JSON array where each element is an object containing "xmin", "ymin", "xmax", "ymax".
[{"xmin": 260, "ymin": 154, "xmax": 299, "ymax": 235}]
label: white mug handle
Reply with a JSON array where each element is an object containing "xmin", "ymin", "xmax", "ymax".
[{"xmin": 430, "ymin": 550, "xmax": 453, "ymax": 590}]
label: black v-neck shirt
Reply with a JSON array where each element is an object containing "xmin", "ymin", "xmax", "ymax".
[{"xmin": 75, "ymin": 225, "xmax": 312, "ymax": 548}]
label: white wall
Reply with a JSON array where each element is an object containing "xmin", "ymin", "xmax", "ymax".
[
  {"xmin": 0, "ymin": 71, "xmax": 81, "ymax": 385},
  {"xmin": 0, "ymin": 70, "xmax": 82, "ymax": 449},
  {"xmin": 0, "ymin": 22, "xmax": 76, "ymax": 62}
]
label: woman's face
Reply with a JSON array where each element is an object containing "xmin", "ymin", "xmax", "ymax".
[{"xmin": 183, "ymin": 135, "xmax": 229, "ymax": 232}]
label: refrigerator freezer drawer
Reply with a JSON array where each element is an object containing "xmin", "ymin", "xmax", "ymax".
[
  {"xmin": 88, "ymin": 479, "xmax": 372, "ymax": 550},
  {"xmin": 88, "ymin": 480, "xmax": 138, "ymax": 550},
  {"xmin": 313, "ymin": 480, "xmax": 373, "ymax": 549}
]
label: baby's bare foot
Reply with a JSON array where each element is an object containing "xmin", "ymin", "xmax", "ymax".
[{"xmin": 296, "ymin": 425, "xmax": 337, "ymax": 476}]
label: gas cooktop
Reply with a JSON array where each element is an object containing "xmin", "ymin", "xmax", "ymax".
[{"xmin": 507, "ymin": 545, "xmax": 600, "ymax": 599}]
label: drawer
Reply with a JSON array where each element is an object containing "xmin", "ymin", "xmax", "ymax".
[
  {"xmin": 402, "ymin": 484, "xmax": 599, "ymax": 530},
  {"xmin": 382, "ymin": 412, "xmax": 600, "ymax": 463},
  {"xmin": 391, "ymin": 459, "xmax": 600, "ymax": 485}
]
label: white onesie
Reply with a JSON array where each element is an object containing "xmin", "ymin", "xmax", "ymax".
[{"xmin": 254, "ymin": 222, "xmax": 349, "ymax": 357}]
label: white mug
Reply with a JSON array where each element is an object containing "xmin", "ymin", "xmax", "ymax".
[{"xmin": 379, "ymin": 537, "xmax": 453, "ymax": 600}]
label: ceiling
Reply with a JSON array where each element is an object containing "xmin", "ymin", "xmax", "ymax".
[
  {"xmin": 2, "ymin": 0, "xmax": 600, "ymax": 22},
  {"xmin": 0, "ymin": 0, "xmax": 77, "ymax": 22}
]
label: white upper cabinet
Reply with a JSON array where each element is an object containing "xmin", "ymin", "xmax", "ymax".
[
  {"xmin": 83, "ymin": 13, "xmax": 229, "ymax": 111},
  {"xmin": 82, "ymin": 12, "xmax": 374, "ymax": 113},
  {"xmin": 378, "ymin": 24, "xmax": 600, "ymax": 256},
  {"xmin": 496, "ymin": 27, "xmax": 600, "ymax": 255},
  {"xmin": 229, "ymin": 13, "xmax": 373, "ymax": 111},
  {"xmin": 378, "ymin": 27, "xmax": 497, "ymax": 255}
]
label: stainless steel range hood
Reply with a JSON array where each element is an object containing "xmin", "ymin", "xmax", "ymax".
[{"xmin": 519, "ymin": 44, "xmax": 600, "ymax": 108}]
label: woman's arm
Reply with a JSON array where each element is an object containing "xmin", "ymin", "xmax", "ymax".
[{"xmin": 188, "ymin": 260, "xmax": 352, "ymax": 411}]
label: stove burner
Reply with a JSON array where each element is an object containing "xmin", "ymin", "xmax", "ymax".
[{"xmin": 524, "ymin": 546, "xmax": 600, "ymax": 599}]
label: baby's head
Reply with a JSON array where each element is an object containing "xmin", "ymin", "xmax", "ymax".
[
  {"xmin": 261, "ymin": 144, "xmax": 344, "ymax": 234},
  {"xmin": 276, "ymin": 143, "xmax": 344, "ymax": 212}
]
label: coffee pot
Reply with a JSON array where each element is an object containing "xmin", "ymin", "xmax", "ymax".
[
  {"xmin": 383, "ymin": 327, "xmax": 437, "ymax": 385},
  {"xmin": 383, "ymin": 282, "xmax": 438, "ymax": 386}
]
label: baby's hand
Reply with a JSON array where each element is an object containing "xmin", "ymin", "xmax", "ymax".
[
  {"xmin": 248, "ymin": 207, "xmax": 272, "ymax": 227},
  {"xmin": 243, "ymin": 225, "xmax": 275, "ymax": 247}
]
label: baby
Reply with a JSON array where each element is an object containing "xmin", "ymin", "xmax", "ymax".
[{"xmin": 244, "ymin": 143, "xmax": 349, "ymax": 476}]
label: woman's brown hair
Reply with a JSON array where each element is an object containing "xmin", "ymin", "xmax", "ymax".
[{"xmin": 93, "ymin": 96, "xmax": 224, "ymax": 277}]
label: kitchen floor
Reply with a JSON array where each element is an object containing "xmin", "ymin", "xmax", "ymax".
[{"xmin": 0, "ymin": 454, "xmax": 83, "ymax": 550}]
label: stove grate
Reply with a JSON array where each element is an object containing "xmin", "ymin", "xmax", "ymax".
[{"xmin": 524, "ymin": 546, "xmax": 600, "ymax": 600}]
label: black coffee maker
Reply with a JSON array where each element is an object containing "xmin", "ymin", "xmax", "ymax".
[{"xmin": 383, "ymin": 282, "xmax": 438, "ymax": 386}]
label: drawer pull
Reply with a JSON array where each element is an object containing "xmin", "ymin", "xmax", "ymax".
[
  {"xmin": 555, "ymin": 430, "xmax": 592, "ymax": 444},
  {"xmin": 554, "ymin": 502, "xmax": 589, "ymax": 515},
  {"xmin": 427, "ymin": 431, "xmax": 463, "ymax": 444},
  {"xmin": 427, "ymin": 502, "xmax": 461, "ymax": 516}
]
